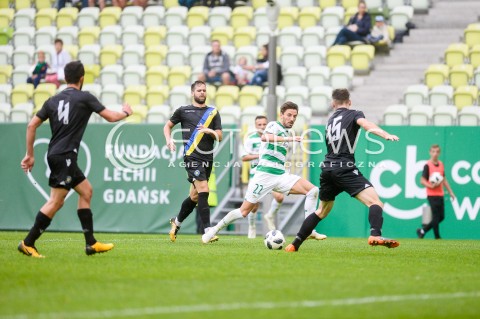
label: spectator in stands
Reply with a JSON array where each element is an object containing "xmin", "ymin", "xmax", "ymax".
[
  {"xmin": 332, "ymin": 0, "xmax": 371, "ymax": 46},
  {"xmin": 45, "ymin": 39, "xmax": 71, "ymax": 88},
  {"xmin": 231, "ymin": 56, "xmax": 250, "ymax": 86},
  {"xmin": 57, "ymin": 0, "xmax": 89, "ymax": 10},
  {"xmin": 27, "ymin": 51, "xmax": 49, "ymax": 89},
  {"xmin": 367, "ymin": 16, "xmax": 391, "ymax": 46},
  {"xmin": 198, "ymin": 40, "xmax": 233, "ymax": 85},
  {"xmin": 243, "ymin": 44, "xmax": 269, "ymax": 86}
]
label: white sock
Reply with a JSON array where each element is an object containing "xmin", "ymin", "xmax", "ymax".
[
  {"xmin": 174, "ymin": 217, "xmax": 181, "ymax": 227},
  {"xmin": 304, "ymin": 188, "xmax": 319, "ymax": 219},
  {"xmin": 248, "ymin": 212, "xmax": 257, "ymax": 228},
  {"xmin": 266, "ymin": 198, "xmax": 281, "ymax": 217},
  {"xmin": 214, "ymin": 208, "xmax": 244, "ymax": 232}
]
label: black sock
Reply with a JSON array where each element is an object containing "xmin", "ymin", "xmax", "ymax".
[
  {"xmin": 177, "ymin": 196, "xmax": 197, "ymax": 223},
  {"xmin": 24, "ymin": 211, "xmax": 51, "ymax": 247},
  {"xmin": 292, "ymin": 213, "xmax": 322, "ymax": 250},
  {"xmin": 369, "ymin": 204, "xmax": 384, "ymax": 236},
  {"xmin": 197, "ymin": 192, "xmax": 211, "ymax": 228},
  {"xmin": 77, "ymin": 208, "xmax": 97, "ymax": 246}
]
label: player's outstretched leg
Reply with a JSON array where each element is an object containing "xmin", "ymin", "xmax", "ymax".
[
  {"xmin": 169, "ymin": 195, "xmax": 197, "ymax": 242},
  {"xmin": 263, "ymin": 195, "xmax": 283, "ymax": 231},
  {"xmin": 248, "ymin": 211, "xmax": 257, "ymax": 239},
  {"xmin": 304, "ymin": 188, "xmax": 327, "ymax": 241}
]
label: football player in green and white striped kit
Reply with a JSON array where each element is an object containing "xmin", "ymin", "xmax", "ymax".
[{"xmin": 203, "ymin": 102, "xmax": 326, "ymax": 244}]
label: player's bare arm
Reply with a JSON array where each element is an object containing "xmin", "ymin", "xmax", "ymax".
[
  {"xmin": 21, "ymin": 116, "xmax": 43, "ymax": 173},
  {"xmin": 197, "ymin": 125, "xmax": 223, "ymax": 142},
  {"xmin": 420, "ymin": 176, "xmax": 435, "ymax": 189},
  {"xmin": 357, "ymin": 118, "xmax": 399, "ymax": 141},
  {"xmin": 99, "ymin": 103, "xmax": 133, "ymax": 122},
  {"xmin": 261, "ymin": 133, "xmax": 302, "ymax": 143},
  {"xmin": 163, "ymin": 120, "xmax": 176, "ymax": 152},
  {"xmin": 443, "ymin": 178, "xmax": 455, "ymax": 199},
  {"xmin": 242, "ymin": 154, "xmax": 259, "ymax": 162}
]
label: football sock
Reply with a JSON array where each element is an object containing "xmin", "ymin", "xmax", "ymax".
[
  {"xmin": 176, "ymin": 196, "xmax": 197, "ymax": 225},
  {"xmin": 248, "ymin": 212, "xmax": 256, "ymax": 229},
  {"xmin": 24, "ymin": 211, "xmax": 51, "ymax": 247},
  {"xmin": 214, "ymin": 208, "xmax": 243, "ymax": 232},
  {"xmin": 77, "ymin": 208, "xmax": 97, "ymax": 246},
  {"xmin": 304, "ymin": 187, "xmax": 319, "ymax": 218},
  {"xmin": 292, "ymin": 213, "xmax": 322, "ymax": 250},
  {"xmin": 368, "ymin": 204, "xmax": 383, "ymax": 236},
  {"xmin": 265, "ymin": 198, "xmax": 281, "ymax": 218},
  {"xmin": 197, "ymin": 192, "xmax": 211, "ymax": 229}
]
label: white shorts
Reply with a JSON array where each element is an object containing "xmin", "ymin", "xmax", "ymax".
[{"xmin": 245, "ymin": 171, "xmax": 301, "ymax": 204}]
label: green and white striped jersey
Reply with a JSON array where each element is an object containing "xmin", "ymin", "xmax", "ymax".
[
  {"xmin": 241, "ymin": 132, "xmax": 262, "ymax": 175},
  {"xmin": 256, "ymin": 121, "xmax": 289, "ymax": 176}
]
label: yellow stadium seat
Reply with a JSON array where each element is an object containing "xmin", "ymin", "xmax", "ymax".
[
  {"xmin": 454, "ymin": 85, "xmax": 478, "ymax": 109},
  {"xmin": 351, "ymin": 44, "xmax": 375, "ymax": 72},
  {"xmin": 470, "ymin": 45, "xmax": 480, "ymax": 68},
  {"xmin": 233, "ymin": 26, "xmax": 256, "ymax": 48},
  {"xmin": 84, "ymin": 64, "xmax": 100, "ymax": 84},
  {"xmin": 35, "ymin": 0, "xmax": 52, "ymax": 9},
  {"xmin": 252, "ymin": 0, "xmax": 267, "ymax": 9},
  {"xmin": 146, "ymin": 65, "xmax": 169, "ymax": 87},
  {"xmin": 100, "ymin": 45, "xmax": 122, "ymax": 67},
  {"xmin": 0, "ymin": 65, "xmax": 12, "ymax": 84},
  {"xmin": 298, "ymin": 7, "xmax": 321, "ymax": 30},
  {"xmin": 168, "ymin": 66, "xmax": 191, "ymax": 88},
  {"xmin": 164, "ymin": 0, "xmax": 179, "ymax": 9},
  {"xmin": 187, "ymin": 6, "xmax": 209, "ymax": 28},
  {"xmin": 146, "ymin": 85, "xmax": 169, "ymax": 107},
  {"xmin": 33, "ymin": 83, "xmax": 56, "ymax": 109},
  {"xmin": 424, "ymin": 64, "xmax": 449, "ymax": 89},
  {"xmin": 64, "ymin": 44, "xmax": 78, "ymax": 60},
  {"xmin": 342, "ymin": 0, "xmax": 359, "ymax": 9},
  {"xmin": 0, "ymin": 9, "xmax": 14, "ymax": 28},
  {"xmin": 278, "ymin": 7, "xmax": 299, "ymax": 30},
  {"xmin": 144, "ymin": 26, "xmax": 166, "ymax": 48},
  {"xmin": 231, "ymin": 6, "xmax": 253, "ymax": 29},
  {"xmin": 56, "ymin": 7, "xmax": 78, "ymax": 28},
  {"xmin": 215, "ymin": 85, "xmax": 239, "ymax": 108},
  {"xmin": 211, "ymin": 26, "xmax": 233, "ymax": 46},
  {"xmin": 449, "ymin": 64, "xmax": 474, "ymax": 89},
  {"xmin": 444, "ymin": 43, "xmax": 469, "ymax": 68},
  {"xmin": 35, "ymin": 8, "xmax": 57, "ymax": 29},
  {"xmin": 145, "ymin": 45, "xmax": 167, "ymax": 68},
  {"xmin": 11, "ymin": 83, "xmax": 34, "ymax": 106},
  {"xmin": 124, "ymin": 85, "xmax": 147, "ymax": 106},
  {"xmin": 206, "ymin": 84, "xmax": 216, "ymax": 105},
  {"xmin": 238, "ymin": 86, "xmax": 263, "ymax": 109},
  {"xmin": 78, "ymin": 26, "xmax": 100, "ymax": 47},
  {"xmin": 99, "ymin": 7, "xmax": 121, "ymax": 29},
  {"xmin": 131, "ymin": 104, "xmax": 148, "ymax": 118},
  {"xmin": 319, "ymin": 0, "xmax": 336, "ymax": 9},
  {"xmin": 464, "ymin": 23, "xmax": 480, "ymax": 47},
  {"xmin": 344, "ymin": 6, "xmax": 357, "ymax": 25},
  {"xmin": 327, "ymin": 45, "xmax": 351, "ymax": 68},
  {"xmin": 15, "ymin": 0, "xmax": 31, "ymax": 10}
]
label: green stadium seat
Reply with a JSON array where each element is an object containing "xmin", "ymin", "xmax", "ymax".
[{"xmin": 0, "ymin": 27, "xmax": 13, "ymax": 45}]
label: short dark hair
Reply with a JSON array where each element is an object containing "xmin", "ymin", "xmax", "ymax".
[
  {"xmin": 54, "ymin": 38, "xmax": 63, "ymax": 45},
  {"xmin": 255, "ymin": 115, "xmax": 267, "ymax": 121},
  {"xmin": 191, "ymin": 80, "xmax": 206, "ymax": 92},
  {"xmin": 280, "ymin": 101, "xmax": 298, "ymax": 114},
  {"xmin": 332, "ymin": 88, "xmax": 350, "ymax": 104},
  {"xmin": 430, "ymin": 144, "xmax": 441, "ymax": 150},
  {"xmin": 64, "ymin": 61, "xmax": 85, "ymax": 84}
]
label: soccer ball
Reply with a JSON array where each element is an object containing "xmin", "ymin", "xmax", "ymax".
[
  {"xmin": 264, "ymin": 230, "xmax": 285, "ymax": 250},
  {"xmin": 429, "ymin": 172, "xmax": 444, "ymax": 186}
]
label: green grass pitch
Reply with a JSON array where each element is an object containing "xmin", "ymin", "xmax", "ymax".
[{"xmin": 1, "ymin": 231, "xmax": 479, "ymax": 319}]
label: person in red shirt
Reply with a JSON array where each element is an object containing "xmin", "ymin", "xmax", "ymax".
[{"xmin": 417, "ymin": 144, "xmax": 455, "ymax": 239}]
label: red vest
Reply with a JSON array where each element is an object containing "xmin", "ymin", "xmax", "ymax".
[{"xmin": 426, "ymin": 160, "xmax": 444, "ymax": 196}]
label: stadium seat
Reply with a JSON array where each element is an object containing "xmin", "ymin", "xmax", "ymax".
[
  {"xmin": 142, "ymin": 6, "xmax": 165, "ymax": 28},
  {"xmin": 168, "ymin": 65, "xmax": 191, "ymax": 88},
  {"xmin": 278, "ymin": 7, "xmax": 299, "ymax": 30},
  {"xmin": 205, "ymin": 84, "xmax": 216, "ymax": 105},
  {"xmin": 61, "ymin": 43, "xmax": 76, "ymax": 60},
  {"xmin": 298, "ymin": 7, "xmax": 321, "ymax": 30},
  {"xmin": 343, "ymin": 6, "xmax": 358, "ymax": 25},
  {"xmin": 144, "ymin": 26, "xmax": 166, "ymax": 48},
  {"xmin": 190, "ymin": 65, "xmax": 202, "ymax": 84},
  {"xmin": 449, "ymin": 64, "xmax": 474, "ymax": 89},
  {"xmin": 330, "ymin": 65, "xmax": 354, "ymax": 89},
  {"xmin": 122, "ymin": 45, "xmax": 144, "ymax": 67},
  {"xmin": 285, "ymin": 86, "xmax": 309, "ymax": 106},
  {"xmin": 187, "ymin": 6, "xmax": 208, "ymax": 28},
  {"xmin": 365, "ymin": 0, "xmax": 384, "ymax": 11},
  {"xmin": 13, "ymin": 27, "xmax": 35, "ymax": 48},
  {"xmin": 145, "ymin": 45, "xmax": 167, "ymax": 67},
  {"xmin": 253, "ymin": 7, "xmax": 268, "ymax": 29},
  {"xmin": 383, "ymin": 104, "xmax": 409, "ymax": 125},
  {"xmin": 99, "ymin": 7, "xmax": 121, "ymax": 29},
  {"xmin": 241, "ymin": 106, "xmax": 266, "ymax": 130},
  {"xmin": 209, "ymin": 6, "xmax": 231, "ymax": 28},
  {"xmin": 33, "ymin": 83, "xmax": 56, "ymax": 109},
  {"xmin": 301, "ymin": 26, "xmax": 325, "ymax": 48},
  {"xmin": 454, "ymin": 86, "xmax": 478, "ymax": 109},
  {"xmin": 280, "ymin": 46, "xmax": 304, "ymax": 70},
  {"xmin": 278, "ymin": 26, "xmax": 301, "ymax": 48},
  {"xmin": 0, "ymin": 65, "xmax": 12, "ymax": 84},
  {"xmin": 433, "ymin": 105, "xmax": 458, "ymax": 126},
  {"xmin": 189, "ymin": 45, "xmax": 210, "ymax": 67},
  {"xmin": 351, "ymin": 45, "xmax": 375, "ymax": 73},
  {"xmin": 327, "ymin": 45, "xmax": 351, "ymax": 69},
  {"xmin": 211, "ymin": 26, "xmax": 234, "ymax": 46},
  {"xmin": 165, "ymin": 6, "xmax": 187, "ymax": 27},
  {"xmin": 276, "ymin": 0, "xmax": 293, "ymax": 5},
  {"xmin": 261, "ymin": 86, "xmax": 286, "ymax": 107},
  {"xmin": 11, "ymin": 65, "xmax": 30, "ymax": 86},
  {"xmin": 444, "ymin": 43, "xmax": 469, "ymax": 68},
  {"xmin": 146, "ymin": 86, "xmax": 169, "ymax": 107},
  {"xmin": 390, "ymin": 5, "xmax": 414, "ymax": 31},
  {"xmin": 10, "ymin": 102, "xmax": 33, "ymax": 122},
  {"xmin": 238, "ymin": 86, "xmax": 263, "ymax": 109},
  {"xmin": 215, "ymin": 85, "xmax": 239, "ymax": 108},
  {"xmin": 99, "ymin": 25, "xmax": 122, "ymax": 46},
  {"xmin": 56, "ymin": 7, "xmax": 78, "ymax": 28},
  {"xmin": 100, "ymin": 45, "xmax": 122, "ymax": 67},
  {"xmin": 409, "ymin": 105, "xmax": 433, "ymax": 126},
  {"xmin": 166, "ymin": 45, "xmax": 188, "ymax": 68},
  {"xmin": 321, "ymin": 7, "xmax": 345, "ymax": 28},
  {"xmin": 122, "ymin": 25, "xmax": 144, "ymax": 46},
  {"xmin": 189, "ymin": 26, "xmax": 211, "ymax": 48},
  {"xmin": 0, "ymin": 102, "xmax": 11, "ymax": 122},
  {"xmin": 83, "ymin": 64, "xmax": 100, "ymax": 84},
  {"xmin": 404, "ymin": 85, "xmax": 429, "ymax": 107},
  {"xmin": 324, "ymin": 26, "xmax": 342, "ymax": 47},
  {"xmin": 255, "ymin": 26, "xmax": 270, "ymax": 47},
  {"xmin": 0, "ymin": 8, "xmax": 14, "ymax": 28},
  {"xmin": 146, "ymin": 65, "xmax": 169, "ymax": 87},
  {"xmin": 101, "ymin": 84, "xmax": 124, "ymax": 105},
  {"xmin": 386, "ymin": 0, "xmax": 405, "ymax": 10},
  {"xmin": 77, "ymin": 7, "xmax": 99, "ymax": 28},
  {"xmin": 233, "ymin": 26, "xmax": 256, "ymax": 48},
  {"xmin": 342, "ymin": 0, "xmax": 359, "ymax": 9},
  {"xmin": 0, "ymin": 27, "xmax": 13, "ymax": 45},
  {"xmin": 78, "ymin": 26, "xmax": 100, "ymax": 48},
  {"xmin": 293, "ymin": 104, "xmax": 312, "ymax": 133},
  {"xmin": 231, "ymin": 6, "xmax": 253, "ymax": 29},
  {"xmin": 13, "ymin": 46, "xmax": 34, "ymax": 67},
  {"xmin": 0, "ymin": 84, "xmax": 11, "ymax": 103},
  {"xmin": 11, "ymin": 83, "xmax": 34, "ymax": 106},
  {"xmin": 14, "ymin": 8, "xmax": 35, "ymax": 29},
  {"xmin": 100, "ymin": 64, "xmax": 123, "ymax": 86},
  {"xmin": 469, "ymin": 45, "xmax": 480, "ymax": 68},
  {"xmin": 35, "ymin": 8, "xmax": 57, "ymax": 29},
  {"xmin": 123, "ymin": 65, "xmax": 146, "ymax": 86},
  {"xmin": 36, "ymin": 44, "xmax": 54, "ymax": 63},
  {"xmin": 458, "ymin": 106, "xmax": 480, "ymax": 125},
  {"xmin": 283, "ymin": 67, "xmax": 306, "ymax": 87},
  {"xmin": 216, "ymin": 105, "xmax": 239, "ymax": 124},
  {"xmin": 429, "ymin": 85, "xmax": 454, "ymax": 107},
  {"xmin": 164, "ymin": 0, "xmax": 180, "ymax": 9},
  {"xmin": 425, "ymin": 64, "xmax": 449, "ymax": 89},
  {"xmin": 474, "ymin": 66, "xmax": 480, "ymax": 87},
  {"xmin": 169, "ymin": 85, "xmax": 191, "ymax": 107},
  {"xmin": 146, "ymin": 105, "xmax": 171, "ymax": 123},
  {"xmin": 57, "ymin": 26, "xmax": 78, "ymax": 46},
  {"xmin": 309, "ymin": 85, "xmax": 333, "ymax": 115},
  {"xmin": 78, "ymin": 44, "xmax": 100, "ymax": 65},
  {"xmin": 120, "ymin": 6, "xmax": 143, "ymax": 28},
  {"xmin": 0, "ymin": 45, "xmax": 12, "ymax": 65},
  {"xmin": 35, "ymin": 26, "xmax": 56, "ymax": 48},
  {"xmin": 234, "ymin": 46, "xmax": 258, "ymax": 66},
  {"xmin": 165, "ymin": 25, "xmax": 188, "ymax": 47},
  {"xmin": 464, "ymin": 23, "xmax": 480, "ymax": 47},
  {"xmin": 306, "ymin": 66, "xmax": 330, "ymax": 88},
  {"xmin": 124, "ymin": 85, "xmax": 146, "ymax": 106}
]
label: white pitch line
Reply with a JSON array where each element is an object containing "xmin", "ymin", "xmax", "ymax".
[{"xmin": 1, "ymin": 291, "xmax": 479, "ymax": 319}]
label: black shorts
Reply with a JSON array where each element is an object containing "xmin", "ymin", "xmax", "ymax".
[
  {"xmin": 47, "ymin": 152, "xmax": 86, "ymax": 190},
  {"xmin": 427, "ymin": 196, "xmax": 445, "ymax": 215},
  {"xmin": 319, "ymin": 167, "xmax": 372, "ymax": 201},
  {"xmin": 184, "ymin": 157, "xmax": 213, "ymax": 183}
]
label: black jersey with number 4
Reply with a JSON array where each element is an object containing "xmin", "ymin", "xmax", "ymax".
[
  {"xmin": 323, "ymin": 107, "xmax": 365, "ymax": 170},
  {"xmin": 170, "ymin": 105, "xmax": 222, "ymax": 162},
  {"xmin": 36, "ymin": 87, "xmax": 105, "ymax": 156}
]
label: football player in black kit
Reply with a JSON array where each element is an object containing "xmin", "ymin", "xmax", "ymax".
[
  {"xmin": 286, "ymin": 88, "xmax": 400, "ymax": 252},
  {"xmin": 163, "ymin": 81, "xmax": 223, "ymax": 243},
  {"xmin": 19, "ymin": 61, "xmax": 133, "ymax": 258}
]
